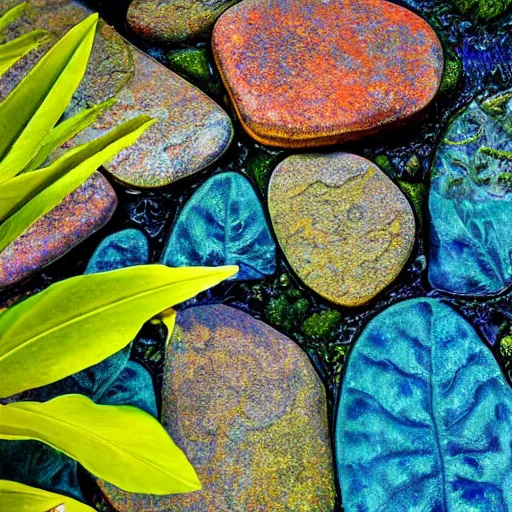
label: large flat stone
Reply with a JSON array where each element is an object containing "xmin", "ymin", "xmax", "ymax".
[
  {"xmin": 268, "ymin": 153, "xmax": 416, "ymax": 307},
  {"xmin": 0, "ymin": 0, "xmax": 233, "ymax": 187},
  {"xmin": 100, "ymin": 305, "xmax": 336, "ymax": 511},
  {"xmin": 213, "ymin": 0, "xmax": 443, "ymax": 148}
]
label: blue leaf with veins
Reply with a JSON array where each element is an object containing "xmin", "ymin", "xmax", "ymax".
[
  {"xmin": 161, "ymin": 172, "xmax": 276, "ymax": 280},
  {"xmin": 336, "ymin": 298, "xmax": 512, "ymax": 512}
]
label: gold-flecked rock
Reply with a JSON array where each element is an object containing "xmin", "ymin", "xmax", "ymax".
[
  {"xmin": 99, "ymin": 305, "xmax": 336, "ymax": 511},
  {"xmin": 268, "ymin": 153, "xmax": 416, "ymax": 307}
]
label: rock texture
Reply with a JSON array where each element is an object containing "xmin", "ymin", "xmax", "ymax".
[
  {"xmin": 0, "ymin": 0, "xmax": 233, "ymax": 187},
  {"xmin": 268, "ymin": 153, "xmax": 416, "ymax": 307},
  {"xmin": 0, "ymin": 173, "xmax": 117, "ymax": 289},
  {"xmin": 127, "ymin": 0, "xmax": 239, "ymax": 43},
  {"xmin": 213, "ymin": 0, "xmax": 443, "ymax": 148},
  {"xmin": 100, "ymin": 305, "xmax": 336, "ymax": 511}
]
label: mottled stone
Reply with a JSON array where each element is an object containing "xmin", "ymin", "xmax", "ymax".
[
  {"xmin": 268, "ymin": 153, "xmax": 416, "ymax": 307},
  {"xmin": 74, "ymin": 46, "xmax": 233, "ymax": 187},
  {"xmin": 100, "ymin": 305, "xmax": 336, "ymax": 511},
  {"xmin": 0, "ymin": 173, "xmax": 117, "ymax": 289},
  {"xmin": 213, "ymin": 0, "xmax": 443, "ymax": 148},
  {"xmin": 85, "ymin": 229, "xmax": 149, "ymax": 274},
  {"xmin": 428, "ymin": 97, "xmax": 512, "ymax": 296},
  {"xmin": 0, "ymin": 0, "xmax": 234, "ymax": 187},
  {"xmin": 127, "ymin": 0, "xmax": 239, "ymax": 43},
  {"xmin": 0, "ymin": 0, "xmax": 134, "ymax": 109},
  {"xmin": 161, "ymin": 172, "xmax": 276, "ymax": 280}
]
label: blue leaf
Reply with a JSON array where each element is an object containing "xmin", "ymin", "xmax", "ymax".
[
  {"xmin": 85, "ymin": 228, "xmax": 149, "ymax": 274},
  {"xmin": 428, "ymin": 100, "xmax": 512, "ymax": 296},
  {"xmin": 161, "ymin": 172, "xmax": 276, "ymax": 280},
  {"xmin": 335, "ymin": 298, "xmax": 512, "ymax": 512}
]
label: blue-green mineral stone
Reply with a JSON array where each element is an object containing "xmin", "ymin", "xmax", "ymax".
[
  {"xmin": 161, "ymin": 172, "xmax": 276, "ymax": 280},
  {"xmin": 428, "ymin": 99, "xmax": 512, "ymax": 296},
  {"xmin": 85, "ymin": 229, "xmax": 149, "ymax": 274},
  {"xmin": 336, "ymin": 298, "xmax": 512, "ymax": 512}
]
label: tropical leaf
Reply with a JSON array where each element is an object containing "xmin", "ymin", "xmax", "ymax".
[
  {"xmin": 0, "ymin": 264, "xmax": 238, "ymax": 398},
  {"xmin": 0, "ymin": 394, "xmax": 201, "ymax": 494},
  {"xmin": 0, "ymin": 13, "xmax": 98, "ymax": 183},
  {"xmin": 0, "ymin": 479, "xmax": 94, "ymax": 512},
  {"xmin": 0, "ymin": 29, "xmax": 50, "ymax": 77},
  {"xmin": 0, "ymin": 115, "xmax": 155, "ymax": 251},
  {"xmin": 25, "ymin": 97, "xmax": 117, "ymax": 172},
  {"xmin": 160, "ymin": 308, "xmax": 177, "ymax": 349},
  {"xmin": 335, "ymin": 298, "xmax": 512, "ymax": 512},
  {"xmin": 161, "ymin": 172, "xmax": 276, "ymax": 280}
]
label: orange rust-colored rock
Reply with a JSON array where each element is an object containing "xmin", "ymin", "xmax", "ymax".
[{"xmin": 213, "ymin": 0, "xmax": 444, "ymax": 148}]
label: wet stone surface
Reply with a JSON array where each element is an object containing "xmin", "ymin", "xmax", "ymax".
[
  {"xmin": 0, "ymin": 173, "xmax": 117, "ymax": 289},
  {"xmin": 100, "ymin": 305, "xmax": 336, "ymax": 511},
  {"xmin": 268, "ymin": 153, "xmax": 416, "ymax": 307},
  {"xmin": 213, "ymin": 0, "xmax": 443, "ymax": 148}
]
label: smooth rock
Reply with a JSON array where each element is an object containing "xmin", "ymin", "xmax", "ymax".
[
  {"xmin": 100, "ymin": 305, "xmax": 336, "ymax": 511},
  {"xmin": 213, "ymin": 0, "xmax": 443, "ymax": 148},
  {"xmin": 428, "ymin": 98, "xmax": 512, "ymax": 296},
  {"xmin": 127, "ymin": 0, "xmax": 239, "ymax": 43},
  {"xmin": 85, "ymin": 228, "xmax": 149, "ymax": 274},
  {"xmin": 336, "ymin": 298, "xmax": 512, "ymax": 511},
  {"xmin": 268, "ymin": 153, "xmax": 415, "ymax": 307},
  {"xmin": 1, "ymin": 0, "xmax": 234, "ymax": 187},
  {"xmin": 161, "ymin": 172, "xmax": 276, "ymax": 280},
  {"xmin": 0, "ymin": 173, "xmax": 117, "ymax": 289}
]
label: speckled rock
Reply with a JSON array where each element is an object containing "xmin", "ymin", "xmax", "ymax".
[
  {"xmin": 100, "ymin": 305, "xmax": 336, "ymax": 511},
  {"xmin": 428, "ymin": 97, "xmax": 512, "ymax": 296},
  {"xmin": 0, "ymin": 173, "xmax": 117, "ymax": 289},
  {"xmin": 73, "ymin": 46, "xmax": 233, "ymax": 187},
  {"xmin": 85, "ymin": 229, "xmax": 149, "ymax": 274},
  {"xmin": 0, "ymin": 0, "xmax": 234, "ymax": 187},
  {"xmin": 127, "ymin": 0, "xmax": 239, "ymax": 43},
  {"xmin": 268, "ymin": 153, "xmax": 416, "ymax": 307},
  {"xmin": 0, "ymin": 0, "xmax": 134, "ymax": 110},
  {"xmin": 213, "ymin": 0, "xmax": 443, "ymax": 148}
]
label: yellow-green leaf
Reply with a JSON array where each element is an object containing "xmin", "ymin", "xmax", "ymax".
[
  {"xmin": 25, "ymin": 97, "xmax": 117, "ymax": 172},
  {"xmin": 0, "ymin": 2, "xmax": 28, "ymax": 33},
  {"xmin": 0, "ymin": 14, "xmax": 98, "ymax": 182},
  {"xmin": 160, "ymin": 308, "xmax": 177, "ymax": 349},
  {"xmin": 0, "ymin": 115, "xmax": 155, "ymax": 251},
  {"xmin": 0, "ymin": 264, "xmax": 238, "ymax": 398},
  {"xmin": 0, "ymin": 479, "xmax": 94, "ymax": 512},
  {"xmin": 0, "ymin": 30, "xmax": 50, "ymax": 77},
  {"xmin": 0, "ymin": 394, "xmax": 202, "ymax": 494}
]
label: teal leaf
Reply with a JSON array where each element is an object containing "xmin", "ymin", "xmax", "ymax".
[
  {"xmin": 428, "ymin": 100, "xmax": 512, "ymax": 296},
  {"xmin": 161, "ymin": 172, "xmax": 275, "ymax": 280},
  {"xmin": 336, "ymin": 298, "xmax": 512, "ymax": 512}
]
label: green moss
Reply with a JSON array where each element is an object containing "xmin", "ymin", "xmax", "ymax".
[
  {"xmin": 396, "ymin": 180, "xmax": 426, "ymax": 224},
  {"xmin": 439, "ymin": 51, "xmax": 462, "ymax": 95},
  {"xmin": 301, "ymin": 310, "xmax": 342, "ymax": 340},
  {"xmin": 374, "ymin": 155, "xmax": 395, "ymax": 177},
  {"xmin": 265, "ymin": 293, "xmax": 310, "ymax": 332},
  {"xmin": 500, "ymin": 335, "xmax": 512, "ymax": 358},
  {"xmin": 245, "ymin": 149, "xmax": 281, "ymax": 193},
  {"xmin": 167, "ymin": 48, "xmax": 221, "ymax": 96},
  {"xmin": 451, "ymin": 0, "xmax": 512, "ymax": 21}
]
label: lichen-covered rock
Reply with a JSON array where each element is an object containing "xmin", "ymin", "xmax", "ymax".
[
  {"xmin": 127, "ymin": 0, "xmax": 239, "ymax": 43},
  {"xmin": 85, "ymin": 229, "xmax": 149, "ymax": 274},
  {"xmin": 161, "ymin": 172, "xmax": 276, "ymax": 280},
  {"xmin": 0, "ymin": 0, "xmax": 234, "ymax": 187},
  {"xmin": 0, "ymin": 173, "xmax": 117, "ymax": 289},
  {"xmin": 428, "ymin": 97, "xmax": 512, "ymax": 296},
  {"xmin": 268, "ymin": 153, "xmax": 416, "ymax": 307},
  {"xmin": 100, "ymin": 305, "xmax": 336, "ymax": 511},
  {"xmin": 213, "ymin": 0, "xmax": 443, "ymax": 148}
]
